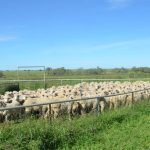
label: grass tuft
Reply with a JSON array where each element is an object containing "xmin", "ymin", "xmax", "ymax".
[{"xmin": 1, "ymin": 100, "xmax": 150, "ymax": 149}]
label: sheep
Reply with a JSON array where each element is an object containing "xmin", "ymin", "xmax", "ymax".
[
  {"xmin": 0, "ymin": 101, "xmax": 7, "ymax": 123},
  {"xmin": 3, "ymin": 100, "xmax": 24, "ymax": 121},
  {"xmin": 0, "ymin": 80, "xmax": 150, "ymax": 122},
  {"xmin": 23, "ymin": 98, "xmax": 43, "ymax": 118},
  {"xmin": 43, "ymin": 100, "xmax": 72, "ymax": 120},
  {"xmin": 70, "ymin": 101, "xmax": 83, "ymax": 118}
]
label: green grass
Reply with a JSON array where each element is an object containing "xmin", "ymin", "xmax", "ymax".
[
  {"xmin": 1, "ymin": 100, "xmax": 150, "ymax": 150},
  {"xmin": 0, "ymin": 70, "xmax": 150, "ymax": 90},
  {"xmin": 2, "ymin": 71, "xmax": 150, "ymax": 80}
]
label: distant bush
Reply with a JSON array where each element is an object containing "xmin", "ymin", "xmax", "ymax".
[
  {"xmin": 0, "ymin": 83, "xmax": 20, "ymax": 94},
  {"xmin": 46, "ymin": 67, "xmax": 105, "ymax": 76},
  {"xmin": 131, "ymin": 67, "xmax": 150, "ymax": 73}
]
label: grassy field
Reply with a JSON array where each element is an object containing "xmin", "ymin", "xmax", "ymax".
[
  {"xmin": 2, "ymin": 70, "xmax": 150, "ymax": 80},
  {"xmin": 1, "ymin": 100, "xmax": 150, "ymax": 150},
  {"xmin": 0, "ymin": 70, "xmax": 150, "ymax": 91}
]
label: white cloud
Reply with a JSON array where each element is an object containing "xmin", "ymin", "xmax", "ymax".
[
  {"xmin": 107, "ymin": 0, "xmax": 132, "ymax": 9},
  {"xmin": 89, "ymin": 38, "xmax": 150, "ymax": 51},
  {"xmin": 0, "ymin": 36, "xmax": 16, "ymax": 42}
]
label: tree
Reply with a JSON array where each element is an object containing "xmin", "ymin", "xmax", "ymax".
[
  {"xmin": 97, "ymin": 67, "xmax": 104, "ymax": 74},
  {"xmin": 46, "ymin": 67, "xmax": 53, "ymax": 75}
]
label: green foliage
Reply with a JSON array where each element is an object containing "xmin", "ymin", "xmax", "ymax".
[
  {"xmin": 0, "ymin": 83, "xmax": 20, "ymax": 94},
  {"xmin": 131, "ymin": 67, "xmax": 150, "ymax": 73},
  {"xmin": 45, "ymin": 67, "xmax": 150, "ymax": 78},
  {"xmin": 1, "ymin": 100, "xmax": 150, "ymax": 149},
  {"xmin": 46, "ymin": 67, "xmax": 105, "ymax": 76}
]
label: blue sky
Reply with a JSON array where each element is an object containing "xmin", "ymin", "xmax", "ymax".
[{"xmin": 0, "ymin": 0, "xmax": 150, "ymax": 70}]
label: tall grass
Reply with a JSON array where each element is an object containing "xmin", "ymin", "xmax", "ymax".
[{"xmin": 1, "ymin": 100, "xmax": 150, "ymax": 150}]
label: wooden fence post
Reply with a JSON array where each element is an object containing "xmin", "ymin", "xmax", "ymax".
[
  {"xmin": 96, "ymin": 97, "xmax": 101, "ymax": 116},
  {"xmin": 49, "ymin": 104, "xmax": 52, "ymax": 122},
  {"xmin": 132, "ymin": 92, "xmax": 134, "ymax": 104},
  {"xmin": 147, "ymin": 89, "xmax": 149, "ymax": 100}
]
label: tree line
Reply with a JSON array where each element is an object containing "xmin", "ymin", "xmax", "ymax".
[
  {"xmin": 0, "ymin": 67, "xmax": 150, "ymax": 78},
  {"xmin": 46, "ymin": 67, "xmax": 150, "ymax": 76}
]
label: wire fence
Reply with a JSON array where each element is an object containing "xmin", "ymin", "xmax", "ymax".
[
  {"xmin": 0, "ymin": 78, "xmax": 150, "ymax": 91},
  {"xmin": 1, "ymin": 78, "xmax": 150, "ymax": 82},
  {"xmin": 1, "ymin": 78, "xmax": 150, "ymax": 83}
]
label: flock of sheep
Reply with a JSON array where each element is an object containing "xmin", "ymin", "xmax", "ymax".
[{"xmin": 0, "ymin": 81, "xmax": 150, "ymax": 123}]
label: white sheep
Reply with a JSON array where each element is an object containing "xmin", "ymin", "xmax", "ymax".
[
  {"xmin": 3, "ymin": 100, "xmax": 24, "ymax": 121},
  {"xmin": 0, "ymin": 101, "xmax": 7, "ymax": 122}
]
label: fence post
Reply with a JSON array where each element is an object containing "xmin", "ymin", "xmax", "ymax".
[
  {"xmin": 48, "ymin": 104, "xmax": 52, "ymax": 122},
  {"xmin": 44, "ymin": 66, "xmax": 46, "ymax": 90},
  {"xmin": 147, "ymin": 89, "xmax": 149, "ymax": 99},
  {"xmin": 132, "ymin": 92, "xmax": 134, "ymax": 104},
  {"xmin": 96, "ymin": 97, "xmax": 101, "ymax": 116}
]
